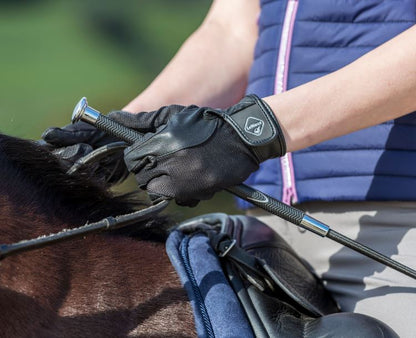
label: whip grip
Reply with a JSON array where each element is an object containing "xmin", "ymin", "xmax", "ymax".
[{"xmin": 95, "ymin": 114, "xmax": 142, "ymax": 144}]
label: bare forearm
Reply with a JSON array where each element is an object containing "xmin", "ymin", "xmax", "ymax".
[
  {"xmin": 124, "ymin": 0, "xmax": 259, "ymax": 112},
  {"xmin": 265, "ymin": 25, "xmax": 416, "ymax": 152}
]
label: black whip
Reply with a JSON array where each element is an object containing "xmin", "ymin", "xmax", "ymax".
[{"xmin": 70, "ymin": 97, "xmax": 416, "ymax": 280}]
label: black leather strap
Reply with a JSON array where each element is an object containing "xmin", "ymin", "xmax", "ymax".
[
  {"xmin": 210, "ymin": 232, "xmax": 274, "ymax": 293},
  {"xmin": 209, "ymin": 94, "xmax": 286, "ymax": 161}
]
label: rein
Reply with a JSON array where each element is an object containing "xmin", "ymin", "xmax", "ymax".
[{"xmin": 0, "ymin": 198, "xmax": 168, "ymax": 260}]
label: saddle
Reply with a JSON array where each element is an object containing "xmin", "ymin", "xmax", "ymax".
[{"xmin": 166, "ymin": 213, "xmax": 398, "ymax": 338}]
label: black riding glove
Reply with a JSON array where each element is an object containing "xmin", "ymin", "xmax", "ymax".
[
  {"xmin": 123, "ymin": 94, "xmax": 286, "ymax": 206},
  {"xmin": 41, "ymin": 111, "xmax": 134, "ymax": 183}
]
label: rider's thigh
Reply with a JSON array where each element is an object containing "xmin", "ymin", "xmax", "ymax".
[{"xmin": 248, "ymin": 201, "xmax": 416, "ymax": 338}]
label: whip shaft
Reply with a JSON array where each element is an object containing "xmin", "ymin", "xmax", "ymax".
[{"xmin": 72, "ymin": 97, "xmax": 416, "ymax": 280}]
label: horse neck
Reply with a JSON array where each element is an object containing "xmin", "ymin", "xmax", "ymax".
[
  {"xmin": 0, "ymin": 196, "xmax": 196, "ymax": 336},
  {"xmin": 0, "ymin": 231, "xmax": 195, "ymax": 337},
  {"xmin": 0, "ymin": 204, "xmax": 72, "ymax": 309},
  {"xmin": 0, "ymin": 135, "xmax": 196, "ymax": 336}
]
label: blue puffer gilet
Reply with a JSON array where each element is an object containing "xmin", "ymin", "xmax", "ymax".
[{"xmin": 241, "ymin": 0, "xmax": 416, "ymax": 208}]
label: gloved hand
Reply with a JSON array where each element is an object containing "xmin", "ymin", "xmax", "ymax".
[
  {"xmin": 123, "ymin": 94, "xmax": 286, "ymax": 206},
  {"xmin": 42, "ymin": 111, "xmax": 134, "ymax": 184}
]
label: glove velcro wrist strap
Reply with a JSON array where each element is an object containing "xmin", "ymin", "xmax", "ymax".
[{"xmin": 217, "ymin": 94, "xmax": 286, "ymax": 162}]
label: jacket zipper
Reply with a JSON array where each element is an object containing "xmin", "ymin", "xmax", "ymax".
[{"xmin": 275, "ymin": 0, "xmax": 299, "ymax": 204}]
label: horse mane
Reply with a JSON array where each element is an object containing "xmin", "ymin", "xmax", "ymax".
[{"xmin": 0, "ymin": 133, "xmax": 170, "ymax": 242}]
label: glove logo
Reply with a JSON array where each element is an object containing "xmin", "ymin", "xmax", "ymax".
[{"xmin": 244, "ymin": 117, "xmax": 264, "ymax": 136}]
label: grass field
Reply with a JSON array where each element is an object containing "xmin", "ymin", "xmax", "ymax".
[
  {"xmin": 0, "ymin": 0, "xmax": 240, "ymax": 220},
  {"xmin": 0, "ymin": 0, "xmax": 209, "ymax": 137}
]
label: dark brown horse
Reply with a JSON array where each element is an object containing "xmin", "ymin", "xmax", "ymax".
[{"xmin": 0, "ymin": 134, "xmax": 196, "ymax": 337}]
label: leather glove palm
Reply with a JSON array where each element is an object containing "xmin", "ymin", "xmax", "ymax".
[{"xmin": 123, "ymin": 95, "xmax": 286, "ymax": 206}]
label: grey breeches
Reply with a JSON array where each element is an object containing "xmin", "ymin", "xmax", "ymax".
[{"xmin": 248, "ymin": 201, "xmax": 416, "ymax": 338}]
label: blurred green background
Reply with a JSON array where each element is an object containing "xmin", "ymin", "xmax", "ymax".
[{"xmin": 0, "ymin": 0, "xmax": 240, "ymax": 221}]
